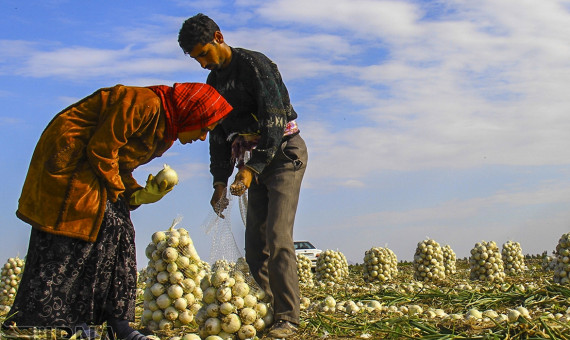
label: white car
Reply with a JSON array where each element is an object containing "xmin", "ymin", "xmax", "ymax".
[{"xmin": 294, "ymin": 241, "xmax": 322, "ymax": 268}]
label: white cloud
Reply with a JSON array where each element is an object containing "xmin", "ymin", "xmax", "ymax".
[
  {"xmin": 3, "ymin": 0, "xmax": 570, "ymax": 179},
  {"xmin": 0, "ymin": 117, "xmax": 22, "ymax": 126},
  {"xmin": 257, "ymin": 0, "xmax": 422, "ymax": 40},
  {"xmin": 340, "ymin": 179, "xmax": 365, "ymax": 188}
]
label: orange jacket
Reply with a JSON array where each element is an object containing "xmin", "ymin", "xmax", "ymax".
[{"xmin": 17, "ymin": 85, "xmax": 173, "ymax": 242}]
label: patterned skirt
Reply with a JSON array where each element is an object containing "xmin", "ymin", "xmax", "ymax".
[{"xmin": 5, "ymin": 199, "xmax": 137, "ymax": 328}]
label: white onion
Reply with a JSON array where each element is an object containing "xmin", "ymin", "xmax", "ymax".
[
  {"xmin": 164, "ymin": 306, "xmax": 179, "ymax": 321},
  {"xmin": 204, "ymin": 336, "xmax": 223, "ymax": 340},
  {"xmin": 203, "ymin": 287, "xmax": 217, "ymax": 304},
  {"xmin": 156, "ymin": 271, "xmax": 169, "ymax": 284},
  {"xmin": 253, "ymin": 318, "xmax": 266, "ymax": 332},
  {"xmin": 169, "ymin": 271, "xmax": 184, "ymax": 285},
  {"xmin": 237, "ymin": 324, "xmax": 256, "ymax": 340},
  {"xmin": 231, "ymin": 282, "xmax": 249, "ymax": 298},
  {"xmin": 152, "ymin": 310, "xmax": 164, "ymax": 322},
  {"xmin": 206, "ymin": 303, "xmax": 220, "ymax": 318},
  {"xmin": 167, "ymin": 284, "xmax": 184, "ymax": 299},
  {"xmin": 216, "ymin": 286, "xmax": 232, "ymax": 303},
  {"xmin": 173, "ymin": 297, "xmax": 188, "ymax": 311},
  {"xmin": 219, "ymin": 302, "xmax": 235, "ymax": 315},
  {"xmin": 163, "ymin": 247, "xmax": 179, "ymax": 263},
  {"xmin": 222, "ymin": 313, "xmax": 242, "ymax": 333},
  {"xmin": 156, "ymin": 294, "xmax": 172, "ymax": 309},
  {"xmin": 239, "ymin": 307, "xmax": 257, "ymax": 325},
  {"xmin": 152, "ymin": 231, "xmax": 166, "ymax": 244},
  {"xmin": 205, "ymin": 317, "xmax": 222, "ymax": 335},
  {"xmin": 155, "ymin": 164, "xmax": 179, "ymax": 189},
  {"xmin": 178, "ymin": 310, "xmax": 194, "ymax": 325},
  {"xmin": 243, "ymin": 294, "xmax": 257, "ymax": 308},
  {"xmin": 181, "ymin": 335, "xmax": 201, "ymax": 340},
  {"xmin": 150, "ymin": 283, "xmax": 165, "ymax": 297}
]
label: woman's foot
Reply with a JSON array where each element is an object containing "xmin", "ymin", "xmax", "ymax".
[
  {"xmin": 106, "ymin": 318, "xmax": 151, "ymax": 340},
  {"xmin": 74, "ymin": 323, "xmax": 100, "ymax": 340}
]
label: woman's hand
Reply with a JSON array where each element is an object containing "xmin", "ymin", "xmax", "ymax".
[{"xmin": 130, "ymin": 174, "xmax": 173, "ymax": 205}]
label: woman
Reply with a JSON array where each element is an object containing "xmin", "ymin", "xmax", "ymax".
[{"xmin": 2, "ymin": 83, "xmax": 232, "ymax": 340}]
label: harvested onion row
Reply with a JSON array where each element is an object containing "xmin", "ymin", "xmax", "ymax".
[
  {"xmin": 501, "ymin": 241, "xmax": 526, "ymax": 275},
  {"xmin": 413, "ymin": 239, "xmax": 446, "ymax": 282},
  {"xmin": 469, "ymin": 241, "xmax": 505, "ymax": 283},
  {"xmin": 302, "ymin": 295, "xmax": 544, "ymax": 327},
  {"xmin": 362, "ymin": 247, "xmax": 398, "ymax": 283}
]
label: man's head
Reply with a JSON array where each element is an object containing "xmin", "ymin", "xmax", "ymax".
[
  {"xmin": 179, "ymin": 14, "xmax": 231, "ymax": 71},
  {"xmin": 178, "ymin": 13, "xmax": 219, "ymax": 52}
]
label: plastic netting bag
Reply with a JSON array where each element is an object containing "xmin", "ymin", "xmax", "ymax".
[{"xmin": 201, "ymin": 190, "xmax": 245, "ymax": 264}]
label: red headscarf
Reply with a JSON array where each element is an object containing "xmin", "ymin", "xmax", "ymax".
[{"xmin": 148, "ymin": 83, "xmax": 233, "ymax": 142}]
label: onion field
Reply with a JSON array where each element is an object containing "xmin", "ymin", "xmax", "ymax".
[{"xmin": 1, "ymin": 233, "xmax": 570, "ymax": 340}]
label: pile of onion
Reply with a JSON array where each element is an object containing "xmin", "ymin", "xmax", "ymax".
[
  {"xmin": 413, "ymin": 239, "xmax": 446, "ymax": 282},
  {"xmin": 195, "ymin": 265, "xmax": 272, "ymax": 340},
  {"xmin": 362, "ymin": 247, "xmax": 398, "ymax": 283},
  {"xmin": 296, "ymin": 254, "xmax": 314, "ymax": 287},
  {"xmin": 553, "ymin": 232, "xmax": 570, "ymax": 284},
  {"xmin": 315, "ymin": 250, "xmax": 349, "ymax": 285},
  {"xmin": 442, "ymin": 244, "xmax": 457, "ymax": 276},
  {"xmin": 469, "ymin": 241, "xmax": 505, "ymax": 282},
  {"xmin": 542, "ymin": 255, "xmax": 557, "ymax": 271},
  {"xmin": 501, "ymin": 241, "xmax": 526, "ymax": 275},
  {"xmin": 0, "ymin": 257, "xmax": 24, "ymax": 315},
  {"xmin": 141, "ymin": 225, "xmax": 210, "ymax": 331}
]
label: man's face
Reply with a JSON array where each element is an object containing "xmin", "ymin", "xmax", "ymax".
[{"xmin": 188, "ymin": 40, "xmax": 224, "ymax": 71}]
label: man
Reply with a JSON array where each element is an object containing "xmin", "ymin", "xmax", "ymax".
[{"xmin": 179, "ymin": 14, "xmax": 308, "ymax": 339}]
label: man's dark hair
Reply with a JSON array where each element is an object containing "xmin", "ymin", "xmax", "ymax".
[{"xmin": 178, "ymin": 13, "xmax": 220, "ymax": 53}]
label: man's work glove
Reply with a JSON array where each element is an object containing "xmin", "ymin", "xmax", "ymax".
[
  {"xmin": 130, "ymin": 174, "xmax": 173, "ymax": 205},
  {"xmin": 211, "ymin": 184, "xmax": 229, "ymax": 218},
  {"xmin": 230, "ymin": 167, "xmax": 254, "ymax": 197}
]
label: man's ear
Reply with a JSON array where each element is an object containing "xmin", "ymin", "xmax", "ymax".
[{"xmin": 214, "ymin": 31, "xmax": 224, "ymax": 44}]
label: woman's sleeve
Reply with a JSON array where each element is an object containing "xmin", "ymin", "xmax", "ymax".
[{"xmin": 86, "ymin": 87, "xmax": 153, "ymax": 202}]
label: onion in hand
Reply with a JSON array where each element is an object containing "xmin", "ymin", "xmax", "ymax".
[{"xmin": 155, "ymin": 164, "xmax": 179, "ymax": 190}]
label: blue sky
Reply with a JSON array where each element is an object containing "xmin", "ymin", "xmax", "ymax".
[{"xmin": 2, "ymin": 0, "xmax": 570, "ymax": 267}]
